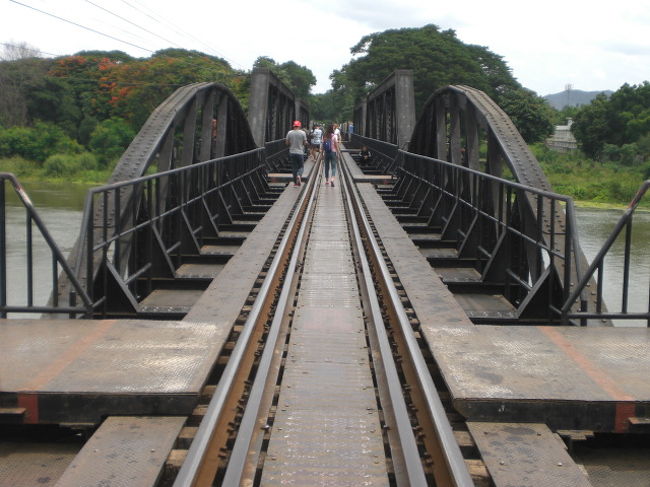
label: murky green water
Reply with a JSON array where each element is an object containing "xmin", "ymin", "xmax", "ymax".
[
  {"xmin": 3, "ymin": 182, "xmax": 649, "ymax": 324},
  {"xmin": 573, "ymin": 208, "xmax": 650, "ymax": 326},
  {"xmin": 2, "ymin": 181, "xmax": 90, "ymax": 315}
]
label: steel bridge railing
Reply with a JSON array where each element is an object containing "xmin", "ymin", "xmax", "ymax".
[
  {"xmin": 72, "ymin": 148, "xmax": 269, "ymax": 316},
  {"xmin": 561, "ymin": 180, "xmax": 650, "ymax": 326},
  {"xmin": 392, "ymin": 151, "xmax": 590, "ymax": 324},
  {"xmin": 263, "ymin": 137, "xmax": 290, "ymax": 173},
  {"xmin": 389, "ymin": 150, "xmax": 650, "ymax": 325},
  {"xmin": 0, "ymin": 173, "xmax": 92, "ymax": 317},
  {"xmin": 350, "ymin": 134, "xmax": 400, "ymax": 174}
]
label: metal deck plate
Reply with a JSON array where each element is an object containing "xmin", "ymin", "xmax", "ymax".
[
  {"xmin": 55, "ymin": 416, "xmax": 185, "ymax": 487},
  {"xmin": 176, "ymin": 262, "xmax": 226, "ymax": 278},
  {"xmin": 184, "ymin": 183, "xmax": 300, "ymax": 323},
  {"xmin": 453, "ymin": 293, "xmax": 517, "ymax": 317},
  {"xmin": 261, "ymin": 179, "xmax": 388, "ymax": 486},
  {"xmin": 468, "ymin": 422, "xmax": 592, "ymax": 487},
  {"xmin": 0, "ymin": 319, "xmax": 229, "ymax": 423},
  {"xmin": 429, "ymin": 325, "xmax": 650, "ymax": 431},
  {"xmin": 358, "ymin": 183, "xmax": 474, "ymax": 329},
  {"xmin": 0, "ymin": 441, "xmax": 80, "ymax": 486},
  {"xmin": 573, "ymin": 443, "xmax": 650, "ymax": 487},
  {"xmin": 434, "ymin": 267, "xmax": 482, "ymax": 282},
  {"xmin": 139, "ymin": 288, "xmax": 205, "ymax": 309}
]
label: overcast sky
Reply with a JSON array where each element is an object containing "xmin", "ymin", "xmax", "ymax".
[{"xmin": 2, "ymin": 0, "xmax": 649, "ymax": 97}]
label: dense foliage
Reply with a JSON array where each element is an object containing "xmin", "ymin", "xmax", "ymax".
[
  {"xmin": 0, "ymin": 48, "xmax": 248, "ymax": 176},
  {"xmin": 571, "ymin": 82, "xmax": 650, "ymax": 163},
  {"xmin": 531, "ymin": 143, "xmax": 650, "ymax": 207},
  {"xmin": 314, "ymin": 25, "xmax": 554, "ymax": 143},
  {"xmin": 252, "ymin": 56, "xmax": 316, "ymax": 100}
]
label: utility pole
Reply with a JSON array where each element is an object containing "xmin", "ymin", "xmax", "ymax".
[{"xmin": 565, "ymin": 83, "xmax": 573, "ymax": 107}]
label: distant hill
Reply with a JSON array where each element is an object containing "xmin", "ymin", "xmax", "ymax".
[{"xmin": 544, "ymin": 89, "xmax": 613, "ymax": 110}]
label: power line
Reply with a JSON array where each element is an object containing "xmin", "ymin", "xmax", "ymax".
[
  {"xmin": 84, "ymin": 0, "xmax": 183, "ymax": 51},
  {"xmin": 116, "ymin": 0, "xmax": 246, "ymax": 69},
  {"xmin": 9, "ymin": 0, "xmax": 155, "ymax": 54}
]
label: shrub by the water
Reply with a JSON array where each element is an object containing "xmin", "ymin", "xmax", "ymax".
[
  {"xmin": 43, "ymin": 152, "xmax": 98, "ymax": 177},
  {"xmin": 0, "ymin": 122, "xmax": 82, "ymax": 163}
]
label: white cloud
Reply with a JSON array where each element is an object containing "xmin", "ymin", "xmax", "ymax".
[{"xmin": 2, "ymin": 0, "xmax": 649, "ymax": 97}]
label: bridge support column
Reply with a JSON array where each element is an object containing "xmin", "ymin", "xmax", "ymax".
[
  {"xmin": 248, "ymin": 69, "xmax": 271, "ymax": 147},
  {"xmin": 394, "ymin": 70, "xmax": 416, "ymax": 149}
]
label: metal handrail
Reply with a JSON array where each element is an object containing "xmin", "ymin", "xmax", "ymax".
[
  {"xmin": 394, "ymin": 150, "xmax": 589, "ymax": 319},
  {"xmin": 73, "ymin": 148, "xmax": 267, "ymax": 315},
  {"xmin": 561, "ymin": 180, "xmax": 650, "ymax": 325},
  {"xmin": 0, "ymin": 173, "xmax": 92, "ymax": 317},
  {"xmin": 352, "ymin": 134, "xmax": 400, "ymax": 174}
]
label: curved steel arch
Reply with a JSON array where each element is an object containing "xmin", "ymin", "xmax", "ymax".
[
  {"xmin": 409, "ymin": 85, "xmax": 551, "ymax": 189},
  {"xmin": 58, "ymin": 82, "xmax": 261, "ymax": 312},
  {"xmin": 109, "ymin": 81, "xmax": 257, "ymax": 183},
  {"xmin": 405, "ymin": 85, "xmax": 603, "ymax": 324}
]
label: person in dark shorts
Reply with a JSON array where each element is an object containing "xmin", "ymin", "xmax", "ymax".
[
  {"xmin": 323, "ymin": 124, "xmax": 338, "ymax": 187},
  {"xmin": 359, "ymin": 145, "xmax": 372, "ymax": 166}
]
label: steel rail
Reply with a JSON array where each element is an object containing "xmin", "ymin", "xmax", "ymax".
[
  {"xmin": 172, "ymin": 164, "xmax": 317, "ymax": 487},
  {"xmin": 220, "ymin": 156, "xmax": 322, "ymax": 484},
  {"xmin": 340, "ymin": 157, "xmax": 475, "ymax": 487},
  {"xmin": 222, "ymin": 159, "xmax": 320, "ymax": 487},
  {"xmin": 339, "ymin": 154, "xmax": 428, "ymax": 485}
]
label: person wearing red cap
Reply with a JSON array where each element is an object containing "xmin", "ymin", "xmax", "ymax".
[{"xmin": 286, "ymin": 120, "xmax": 307, "ymax": 186}]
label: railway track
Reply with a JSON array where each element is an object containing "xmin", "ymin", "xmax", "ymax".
[
  {"xmin": 164, "ymin": 153, "xmax": 478, "ymax": 486},
  {"xmin": 2, "ymin": 151, "xmax": 646, "ymax": 487}
]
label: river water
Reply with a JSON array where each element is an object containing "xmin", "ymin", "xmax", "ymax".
[{"xmin": 3, "ymin": 182, "xmax": 649, "ymax": 324}]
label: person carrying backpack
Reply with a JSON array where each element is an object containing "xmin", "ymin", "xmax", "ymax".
[{"xmin": 323, "ymin": 124, "xmax": 338, "ymax": 187}]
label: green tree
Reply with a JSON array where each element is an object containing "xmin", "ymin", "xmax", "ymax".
[
  {"xmin": 88, "ymin": 117, "xmax": 135, "ymax": 166},
  {"xmin": 0, "ymin": 56, "xmax": 52, "ymax": 127},
  {"xmin": 572, "ymin": 82, "xmax": 650, "ymax": 161},
  {"xmin": 571, "ymin": 93, "xmax": 610, "ymax": 158},
  {"xmin": 252, "ymin": 56, "xmax": 316, "ymax": 100},
  {"xmin": 498, "ymin": 88, "xmax": 554, "ymax": 143},
  {"xmin": 343, "ymin": 25, "xmax": 521, "ymax": 113},
  {"xmin": 278, "ymin": 61, "xmax": 316, "ymax": 100}
]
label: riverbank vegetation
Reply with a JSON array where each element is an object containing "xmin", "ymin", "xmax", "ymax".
[
  {"xmin": 1, "ymin": 29, "xmax": 648, "ymax": 207},
  {"xmin": 0, "ymin": 46, "xmax": 315, "ymax": 184},
  {"xmin": 532, "ymin": 144, "xmax": 650, "ymax": 209}
]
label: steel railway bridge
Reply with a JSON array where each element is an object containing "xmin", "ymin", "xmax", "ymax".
[{"xmin": 0, "ymin": 67, "xmax": 649, "ymax": 487}]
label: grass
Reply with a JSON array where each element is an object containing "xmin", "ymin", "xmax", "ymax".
[
  {"xmin": 0, "ymin": 156, "xmax": 113, "ymax": 185},
  {"xmin": 531, "ymin": 144, "xmax": 650, "ymax": 210}
]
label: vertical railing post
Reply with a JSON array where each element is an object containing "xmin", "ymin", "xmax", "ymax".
[
  {"xmin": 86, "ymin": 195, "xmax": 95, "ymax": 315},
  {"xmin": 0, "ymin": 180, "xmax": 6, "ymax": 318},
  {"xmin": 114, "ymin": 188, "xmax": 121, "ymax": 272},
  {"xmin": 26, "ymin": 213, "xmax": 34, "ymax": 307},
  {"xmin": 622, "ymin": 218, "xmax": 633, "ymax": 314}
]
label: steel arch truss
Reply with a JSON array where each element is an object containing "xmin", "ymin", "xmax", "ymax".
[
  {"xmin": 356, "ymin": 70, "xmax": 416, "ymax": 149},
  {"xmin": 248, "ymin": 68, "xmax": 309, "ymax": 147},
  {"xmin": 59, "ymin": 83, "xmax": 272, "ymax": 315},
  {"xmin": 400, "ymin": 85, "xmax": 600, "ymax": 324}
]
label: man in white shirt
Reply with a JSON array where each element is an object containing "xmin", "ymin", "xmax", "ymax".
[{"xmin": 310, "ymin": 124, "xmax": 323, "ymax": 159}]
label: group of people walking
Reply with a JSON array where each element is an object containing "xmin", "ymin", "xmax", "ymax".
[{"xmin": 285, "ymin": 121, "xmax": 340, "ymax": 187}]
